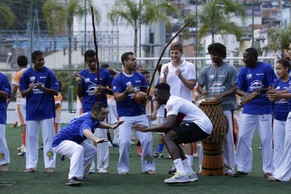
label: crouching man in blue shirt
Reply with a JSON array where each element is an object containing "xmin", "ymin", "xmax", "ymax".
[{"xmin": 52, "ymin": 102, "xmax": 124, "ymax": 186}]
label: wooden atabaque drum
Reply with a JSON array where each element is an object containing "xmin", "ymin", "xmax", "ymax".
[{"xmin": 198, "ymin": 97, "xmax": 227, "ymax": 176}]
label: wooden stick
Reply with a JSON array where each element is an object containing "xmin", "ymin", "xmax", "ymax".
[
  {"xmin": 91, "ymin": 6, "xmax": 100, "ymax": 85},
  {"xmin": 147, "ymin": 22, "xmax": 189, "ymax": 95}
]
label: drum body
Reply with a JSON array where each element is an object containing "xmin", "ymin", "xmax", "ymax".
[
  {"xmin": 198, "ymin": 97, "xmax": 227, "ymax": 176},
  {"xmin": 201, "ymin": 142, "xmax": 224, "ymax": 176}
]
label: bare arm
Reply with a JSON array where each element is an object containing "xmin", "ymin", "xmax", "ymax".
[
  {"xmin": 21, "ymin": 83, "xmax": 34, "ymax": 97},
  {"xmin": 236, "ymin": 88, "xmax": 250, "ymax": 98},
  {"xmin": 99, "ymin": 120, "xmax": 124, "ymax": 129},
  {"xmin": 175, "ymin": 68, "xmax": 196, "ymax": 90},
  {"xmin": 213, "ymin": 84, "xmax": 236, "ymax": 100},
  {"xmin": 10, "ymin": 84, "xmax": 18, "ymax": 101},
  {"xmin": 82, "ymin": 129, "xmax": 106, "ymax": 144},
  {"xmin": 35, "ymin": 83, "xmax": 58, "ymax": 96},
  {"xmin": 267, "ymin": 89, "xmax": 291, "ymax": 101},
  {"xmin": 133, "ymin": 115, "xmax": 177, "ymax": 133},
  {"xmin": 113, "ymin": 85, "xmax": 134, "ymax": 102},
  {"xmin": 160, "ymin": 65, "xmax": 168, "ymax": 84},
  {"xmin": 0, "ymin": 90, "xmax": 9, "ymax": 100},
  {"xmin": 74, "ymin": 74, "xmax": 84, "ymax": 98}
]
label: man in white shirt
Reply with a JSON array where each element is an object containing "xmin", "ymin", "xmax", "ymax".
[
  {"xmin": 134, "ymin": 83, "xmax": 213, "ymax": 184},
  {"xmin": 159, "ymin": 42, "xmax": 197, "ymax": 170}
]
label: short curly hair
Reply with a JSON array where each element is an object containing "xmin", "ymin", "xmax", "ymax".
[{"xmin": 207, "ymin": 43, "xmax": 227, "ymax": 59}]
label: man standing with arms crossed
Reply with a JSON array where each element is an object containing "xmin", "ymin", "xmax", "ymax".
[
  {"xmin": 197, "ymin": 43, "xmax": 238, "ymax": 176},
  {"xmin": 112, "ymin": 51, "xmax": 156, "ymax": 175}
]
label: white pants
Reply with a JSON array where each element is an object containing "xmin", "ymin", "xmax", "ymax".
[
  {"xmin": 26, "ymin": 118, "xmax": 56, "ymax": 169},
  {"xmin": 235, "ymin": 114, "xmax": 273, "ymax": 173},
  {"xmin": 107, "ymin": 99, "xmax": 119, "ymax": 145},
  {"xmin": 117, "ymin": 114, "xmax": 155, "ymax": 173},
  {"xmin": 272, "ymin": 119, "xmax": 286, "ymax": 170},
  {"xmin": 273, "ymin": 112, "xmax": 291, "ymax": 181},
  {"xmin": 222, "ymin": 111, "xmax": 235, "ymax": 174},
  {"xmin": 0, "ymin": 124, "xmax": 10, "ymax": 165},
  {"xmin": 94, "ymin": 128, "xmax": 109, "ymax": 172},
  {"xmin": 53, "ymin": 140, "xmax": 96, "ymax": 179}
]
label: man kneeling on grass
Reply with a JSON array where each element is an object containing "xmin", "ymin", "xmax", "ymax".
[
  {"xmin": 133, "ymin": 83, "xmax": 212, "ymax": 184},
  {"xmin": 52, "ymin": 102, "xmax": 124, "ymax": 186}
]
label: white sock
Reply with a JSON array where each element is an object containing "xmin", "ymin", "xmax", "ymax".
[
  {"xmin": 173, "ymin": 158, "xmax": 186, "ymax": 175},
  {"xmin": 186, "ymin": 155, "xmax": 194, "ymax": 167},
  {"xmin": 183, "ymin": 159, "xmax": 194, "ymax": 175}
]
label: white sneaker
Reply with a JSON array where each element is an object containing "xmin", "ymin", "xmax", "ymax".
[
  {"xmin": 98, "ymin": 169, "xmax": 108, "ymax": 174},
  {"xmin": 164, "ymin": 172, "xmax": 190, "ymax": 184},
  {"xmin": 188, "ymin": 172, "xmax": 198, "ymax": 182}
]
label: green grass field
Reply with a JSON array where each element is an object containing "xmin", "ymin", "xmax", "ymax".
[{"xmin": 0, "ymin": 124, "xmax": 290, "ymax": 194}]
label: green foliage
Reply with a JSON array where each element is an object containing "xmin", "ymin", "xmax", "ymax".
[
  {"xmin": 0, "ymin": 0, "xmax": 46, "ymax": 30},
  {"xmin": 267, "ymin": 23, "xmax": 291, "ymax": 58},
  {"xmin": 42, "ymin": 0, "xmax": 100, "ymax": 36},
  {"xmin": 0, "ymin": 2, "xmax": 15, "ymax": 28},
  {"xmin": 196, "ymin": 0, "xmax": 246, "ymax": 44},
  {"xmin": 108, "ymin": 0, "xmax": 177, "ymax": 54}
]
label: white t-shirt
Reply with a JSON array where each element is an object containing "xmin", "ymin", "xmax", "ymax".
[
  {"xmin": 157, "ymin": 104, "xmax": 165, "ymax": 117},
  {"xmin": 160, "ymin": 60, "xmax": 196, "ymax": 102},
  {"xmin": 166, "ymin": 95, "xmax": 213, "ymax": 134}
]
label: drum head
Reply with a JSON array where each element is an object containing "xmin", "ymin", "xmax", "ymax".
[{"xmin": 199, "ymin": 97, "xmax": 220, "ymax": 105}]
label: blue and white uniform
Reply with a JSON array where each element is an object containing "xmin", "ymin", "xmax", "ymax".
[
  {"xmin": 52, "ymin": 112, "xmax": 100, "ymax": 179},
  {"xmin": 0, "ymin": 73, "xmax": 11, "ymax": 166},
  {"xmin": 20, "ymin": 66, "xmax": 59, "ymax": 170},
  {"xmin": 79, "ymin": 68, "xmax": 112, "ymax": 112},
  {"xmin": 78, "ymin": 68, "xmax": 112, "ymax": 173},
  {"xmin": 235, "ymin": 62, "xmax": 277, "ymax": 174},
  {"xmin": 112, "ymin": 72, "xmax": 155, "ymax": 174},
  {"xmin": 272, "ymin": 81, "xmax": 291, "ymax": 181},
  {"xmin": 270, "ymin": 78, "xmax": 290, "ymax": 169}
]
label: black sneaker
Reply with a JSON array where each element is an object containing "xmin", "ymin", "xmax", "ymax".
[
  {"xmin": 168, "ymin": 165, "xmax": 176, "ymax": 174},
  {"xmin": 153, "ymin": 152, "xmax": 163, "ymax": 158},
  {"xmin": 233, "ymin": 171, "xmax": 248, "ymax": 177},
  {"xmin": 66, "ymin": 177, "xmax": 82, "ymax": 186}
]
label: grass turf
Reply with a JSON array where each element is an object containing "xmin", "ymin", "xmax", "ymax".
[{"xmin": 0, "ymin": 124, "xmax": 290, "ymax": 194}]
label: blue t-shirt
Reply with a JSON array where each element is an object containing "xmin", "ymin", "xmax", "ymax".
[
  {"xmin": 0, "ymin": 73, "xmax": 11, "ymax": 124},
  {"xmin": 79, "ymin": 68, "xmax": 112, "ymax": 113},
  {"xmin": 288, "ymin": 81, "xmax": 291, "ymax": 112},
  {"xmin": 271, "ymin": 78, "xmax": 290, "ymax": 121},
  {"xmin": 236, "ymin": 62, "xmax": 277, "ymax": 114},
  {"xmin": 112, "ymin": 72, "xmax": 147, "ymax": 117},
  {"xmin": 52, "ymin": 112, "xmax": 100, "ymax": 147},
  {"xmin": 20, "ymin": 67, "xmax": 59, "ymax": 120}
]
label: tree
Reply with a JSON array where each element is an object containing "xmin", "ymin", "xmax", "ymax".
[
  {"xmin": 196, "ymin": 0, "xmax": 245, "ymax": 43},
  {"xmin": 0, "ymin": 2, "xmax": 15, "ymax": 28},
  {"xmin": 42, "ymin": 0, "xmax": 100, "ymax": 111},
  {"xmin": 108, "ymin": 0, "xmax": 177, "ymax": 55},
  {"xmin": 267, "ymin": 24, "xmax": 291, "ymax": 58}
]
